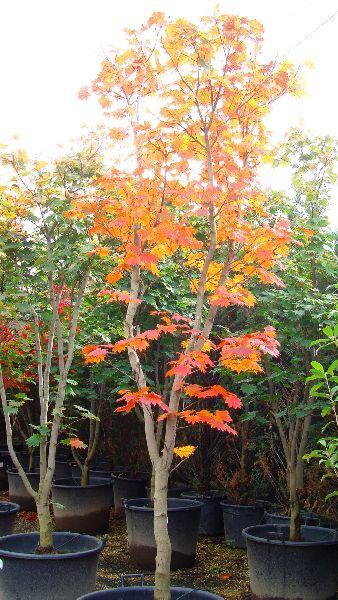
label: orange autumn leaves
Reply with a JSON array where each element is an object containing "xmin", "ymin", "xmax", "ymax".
[
  {"xmin": 82, "ymin": 315, "xmax": 279, "ymax": 433},
  {"xmin": 68, "ymin": 12, "xmax": 300, "ymax": 304},
  {"xmin": 73, "ymin": 11, "xmax": 300, "ymax": 440}
]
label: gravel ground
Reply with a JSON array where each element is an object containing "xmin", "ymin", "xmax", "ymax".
[{"xmin": 1, "ymin": 491, "xmax": 251, "ymax": 599}]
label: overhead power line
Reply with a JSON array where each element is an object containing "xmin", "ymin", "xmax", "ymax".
[{"xmin": 282, "ymin": 8, "xmax": 338, "ymax": 59}]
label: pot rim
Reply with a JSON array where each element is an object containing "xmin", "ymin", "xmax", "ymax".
[
  {"xmin": 124, "ymin": 497, "xmax": 204, "ymax": 512},
  {"xmin": 111, "ymin": 471, "xmax": 149, "ymax": 482},
  {"xmin": 182, "ymin": 489, "xmax": 226, "ymax": 500},
  {"xmin": 0, "ymin": 501, "xmax": 20, "ymax": 514},
  {"xmin": 220, "ymin": 502, "xmax": 262, "ymax": 510},
  {"xmin": 243, "ymin": 524, "xmax": 338, "ymax": 547},
  {"xmin": 0, "ymin": 531, "xmax": 104, "ymax": 560},
  {"xmin": 77, "ymin": 586, "xmax": 223, "ymax": 599},
  {"xmin": 7, "ymin": 469, "xmax": 40, "ymax": 476},
  {"xmin": 52, "ymin": 477, "xmax": 113, "ymax": 489}
]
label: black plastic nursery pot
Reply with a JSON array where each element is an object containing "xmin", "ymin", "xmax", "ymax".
[
  {"xmin": 124, "ymin": 497, "xmax": 203, "ymax": 570},
  {"xmin": 54, "ymin": 460, "xmax": 72, "ymax": 479},
  {"xmin": 220, "ymin": 502, "xmax": 264, "ymax": 548},
  {"xmin": 89, "ymin": 468, "xmax": 112, "ymax": 479},
  {"xmin": 0, "ymin": 455, "xmax": 9, "ymax": 491},
  {"xmin": 0, "ymin": 502, "xmax": 20, "ymax": 536},
  {"xmin": 7, "ymin": 469, "xmax": 40, "ymax": 511},
  {"xmin": 52, "ymin": 477, "xmax": 114, "ymax": 534},
  {"xmin": 77, "ymin": 586, "xmax": 224, "ymax": 599},
  {"xmin": 243, "ymin": 524, "xmax": 338, "ymax": 600},
  {"xmin": 146, "ymin": 482, "xmax": 191, "ymax": 499},
  {"xmin": 182, "ymin": 491, "xmax": 225, "ymax": 536},
  {"xmin": 264, "ymin": 510, "xmax": 321, "ymax": 527},
  {"xmin": 9, "ymin": 451, "xmax": 30, "ymax": 470},
  {"xmin": 0, "ymin": 531, "xmax": 104, "ymax": 600},
  {"xmin": 112, "ymin": 472, "xmax": 149, "ymax": 515}
]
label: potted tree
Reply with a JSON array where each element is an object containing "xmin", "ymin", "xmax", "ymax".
[
  {"xmin": 243, "ymin": 327, "xmax": 338, "ymax": 600},
  {"xmin": 52, "ymin": 372, "xmax": 114, "ymax": 534},
  {"xmin": 0, "ymin": 143, "xmax": 106, "ymax": 600},
  {"xmin": 72, "ymin": 9, "xmax": 301, "ymax": 599},
  {"xmin": 242, "ymin": 132, "xmax": 338, "ymax": 599}
]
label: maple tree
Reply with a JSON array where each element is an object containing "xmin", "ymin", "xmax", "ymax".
[
  {"xmin": 0, "ymin": 138, "xmax": 101, "ymax": 551},
  {"xmin": 228, "ymin": 130, "xmax": 338, "ymax": 540},
  {"xmin": 71, "ymin": 11, "xmax": 302, "ymax": 599}
]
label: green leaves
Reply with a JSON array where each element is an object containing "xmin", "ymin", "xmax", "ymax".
[
  {"xmin": 26, "ymin": 434, "xmax": 41, "ymax": 447},
  {"xmin": 310, "ymin": 361, "xmax": 325, "ymax": 374},
  {"xmin": 73, "ymin": 404, "xmax": 100, "ymax": 421}
]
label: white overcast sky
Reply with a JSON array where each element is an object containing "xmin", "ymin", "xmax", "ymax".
[{"xmin": 1, "ymin": 0, "xmax": 337, "ymax": 223}]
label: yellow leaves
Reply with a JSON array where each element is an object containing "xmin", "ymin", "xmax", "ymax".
[
  {"xmin": 221, "ymin": 353, "xmax": 263, "ymax": 374},
  {"xmin": 247, "ymin": 98, "xmax": 259, "ymax": 110},
  {"xmin": 261, "ymin": 153, "xmax": 274, "ymax": 164},
  {"xmin": 17, "ymin": 149, "xmax": 28, "ymax": 164},
  {"xmin": 304, "ymin": 59, "xmax": 314, "ymax": 70},
  {"xmin": 34, "ymin": 161, "xmax": 47, "ymax": 171},
  {"xmin": 173, "ymin": 445, "xmax": 196, "ymax": 459}
]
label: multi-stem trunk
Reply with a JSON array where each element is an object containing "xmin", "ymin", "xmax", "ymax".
[{"xmin": 154, "ymin": 460, "xmax": 171, "ymax": 600}]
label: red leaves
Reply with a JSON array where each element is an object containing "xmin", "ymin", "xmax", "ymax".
[
  {"xmin": 53, "ymin": 285, "xmax": 71, "ymax": 314},
  {"xmin": 257, "ymin": 269, "xmax": 285, "ymax": 288},
  {"xmin": 78, "ymin": 86, "xmax": 90, "ymax": 100},
  {"xmin": 0, "ymin": 322, "xmax": 16, "ymax": 345},
  {"xmin": 179, "ymin": 409, "xmax": 237, "ymax": 434},
  {"xmin": 183, "ymin": 384, "xmax": 242, "ymax": 409},
  {"xmin": 219, "ymin": 326, "xmax": 280, "ymax": 373},
  {"xmin": 166, "ymin": 351, "xmax": 214, "ymax": 378},
  {"xmin": 115, "ymin": 388, "xmax": 169, "ymax": 413},
  {"xmin": 210, "ymin": 286, "xmax": 256, "ymax": 307},
  {"xmin": 82, "ymin": 345, "xmax": 110, "ymax": 364}
]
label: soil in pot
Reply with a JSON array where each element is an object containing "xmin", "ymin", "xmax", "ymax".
[
  {"xmin": 7, "ymin": 469, "xmax": 40, "ymax": 511},
  {"xmin": 220, "ymin": 502, "xmax": 264, "ymax": 548},
  {"xmin": 0, "ymin": 531, "xmax": 104, "ymax": 600},
  {"xmin": 182, "ymin": 491, "xmax": 225, "ymax": 536},
  {"xmin": 77, "ymin": 586, "xmax": 224, "ymax": 599},
  {"xmin": 112, "ymin": 472, "xmax": 149, "ymax": 515},
  {"xmin": 243, "ymin": 524, "xmax": 338, "ymax": 600},
  {"xmin": 52, "ymin": 477, "xmax": 114, "ymax": 534},
  {"xmin": 124, "ymin": 497, "xmax": 203, "ymax": 570},
  {"xmin": 0, "ymin": 501, "xmax": 20, "ymax": 536}
]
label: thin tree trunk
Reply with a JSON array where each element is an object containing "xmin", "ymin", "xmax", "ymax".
[
  {"xmin": 81, "ymin": 462, "xmax": 90, "ymax": 486},
  {"xmin": 154, "ymin": 460, "xmax": 171, "ymax": 600},
  {"xmin": 289, "ymin": 463, "xmax": 301, "ymax": 541},
  {"xmin": 36, "ymin": 500, "xmax": 53, "ymax": 551},
  {"xmin": 240, "ymin": 421, "xmax": 250, "ymax": 478}
]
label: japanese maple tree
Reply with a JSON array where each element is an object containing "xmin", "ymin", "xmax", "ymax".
[{"xmin": 72, "ymin": 11, "xmax": 301, "ymax": 599}]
